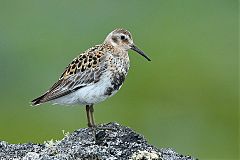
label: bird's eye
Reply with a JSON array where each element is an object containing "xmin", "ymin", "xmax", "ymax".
[{"xmin": 120, "ymin": 35, "xmax": 126, "ymax": 40}]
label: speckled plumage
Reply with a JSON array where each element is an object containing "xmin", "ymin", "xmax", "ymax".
[{"xmin": 31, "ymin": 28, "xmax": 150, "ymax": 127}]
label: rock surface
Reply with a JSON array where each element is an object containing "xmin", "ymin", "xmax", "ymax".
[{"xmin": 0, "ymin": 122, "xmax": 196, "ymax": 160}]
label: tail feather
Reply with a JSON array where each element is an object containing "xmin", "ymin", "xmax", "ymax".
[{"xmin": 31, "ymin": 93, "xmax": 48, "ymax": 106}]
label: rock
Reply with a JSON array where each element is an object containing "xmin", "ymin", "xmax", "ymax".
[{"xmin": 0, "ymin": 122, "xmax": 196, "ymax": 160}]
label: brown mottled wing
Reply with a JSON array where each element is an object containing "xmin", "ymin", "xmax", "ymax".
[{"xmin": 31, "ymin": 45, "xmax": 108, "ymax": 105}]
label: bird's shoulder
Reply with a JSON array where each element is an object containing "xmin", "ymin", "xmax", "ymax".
[{"xmin": 60, "ymin": 44, "xmax": 113, "ymax": 80}]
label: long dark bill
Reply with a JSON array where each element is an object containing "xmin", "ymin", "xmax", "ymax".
[{"xmin": 130, "ymin": 44, "xmax": 151, "ymax": 61}]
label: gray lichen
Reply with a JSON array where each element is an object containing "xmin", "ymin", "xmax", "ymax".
[{"xmin": 0, "ymin": 122, "xmax": 196, "ymax": 160}]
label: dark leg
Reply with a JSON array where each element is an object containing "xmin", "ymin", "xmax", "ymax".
[
  {"xmin": 86, "ymin": 105, "xmax": 93, "ymax": 127},
  {"xmin": 86, "ymin": 105, "xmax": 96, "ymax": 141},
  {"xmin": 89, "ymin": 104, "xmax": 95, "ymax": 127},
  {"xmin": 89, "ymin": 105, "xmax": 115, "ymax": 131},
  {"xmin": 87, "ymin": 104, "xmax": 114, "ymax": 141}
]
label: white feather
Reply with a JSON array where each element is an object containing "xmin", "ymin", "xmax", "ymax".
[{"xmin": 51, "ymin": 71, "xmax": 118, "ymax": 105}]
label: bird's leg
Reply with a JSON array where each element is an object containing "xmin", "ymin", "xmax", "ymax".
[
  {"xmin": 86, "ymin": 105, "xmax": 93, "ymax": 127},
  {"xmin": 86, "ymin": 104, "xmax": 97, "ymax": 141},
  {"xmin": 87, "ymin": 105, "xmax": 115, "ymax": 141},
  {"xmin": 89, "ymin": 105, "xmax": 116, "ymax": 132},
  {"xmin": 89, "ymin": 104, "xmax": 95, "ymax": 127}
]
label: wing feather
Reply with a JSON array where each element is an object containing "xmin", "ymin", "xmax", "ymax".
[{"xmin": 31, "ymin": 45, "xmax": 108, "ymax": 105}]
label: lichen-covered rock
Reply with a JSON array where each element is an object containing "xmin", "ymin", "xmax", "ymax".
[{"xmin": 0, "ymin": 122, "xmax": 196, "ymax": 160}]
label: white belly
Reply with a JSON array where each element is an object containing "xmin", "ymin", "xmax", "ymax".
[{"xmin": 51, "ymin": 73, "xmax": 118, "ymax": 105}]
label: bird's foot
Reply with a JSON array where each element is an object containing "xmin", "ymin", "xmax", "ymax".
[{"xmin": 88, "ymin": 124, "xmax": 116, "ymax": 142}]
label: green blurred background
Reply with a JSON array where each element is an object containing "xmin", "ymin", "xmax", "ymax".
[{"xmin": 0, "ymin": 0, "xmax": 238, "ymax": 159}]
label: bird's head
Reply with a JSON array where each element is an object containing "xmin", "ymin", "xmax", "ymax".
[{"xmin": 104, "ymin": 28, "xmax": 151, "ymax": 61}]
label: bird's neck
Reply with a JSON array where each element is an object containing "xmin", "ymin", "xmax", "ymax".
[{"xmin": 102, "ymin": 43, "xmax": 129, "ymax": 59}]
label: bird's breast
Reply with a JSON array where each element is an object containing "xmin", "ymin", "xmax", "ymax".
[
  {"xmin": 73, "ymin": 55, "xmax": 130, "ymax": 105},
  {"xmin": 104, "ymin": 71, "xmax": 126, "ymax": 96}
]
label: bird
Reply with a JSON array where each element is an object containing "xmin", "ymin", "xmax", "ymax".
[{"xmin": 31, "ymin": 28, "xmax": 151, "ymax": 128}]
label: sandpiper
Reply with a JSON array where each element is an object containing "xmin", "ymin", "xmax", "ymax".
[{"xmin": 31, "ymin": 28, "xmax": 151, "ymax": 127}]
